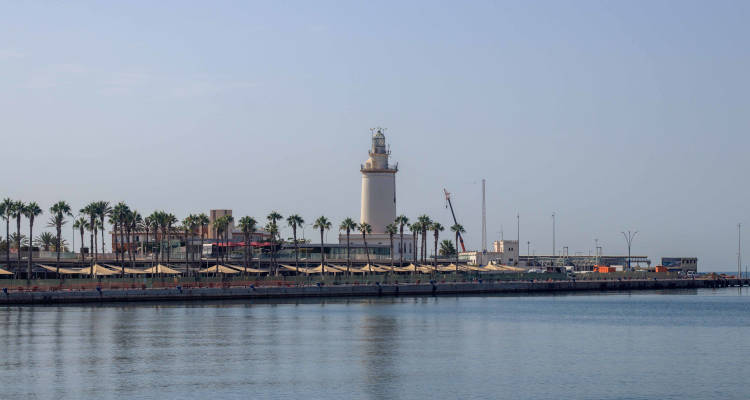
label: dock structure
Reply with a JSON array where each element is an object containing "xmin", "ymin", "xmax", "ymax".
[{"xmin": 0, "ymin": 278, "xmax": 743, "ymax": 305}]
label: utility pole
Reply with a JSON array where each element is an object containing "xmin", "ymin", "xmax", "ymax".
[
  {"xmin": 739, "ymin": 223, "xmax": 742, "ymax": 280},
  {"xmin": 622, "ymin": 230, "xmax": 638, "ymax": 271},
  {"xmin": 516, "ymin": 213, "xmax": 520, "ymax": 266}
]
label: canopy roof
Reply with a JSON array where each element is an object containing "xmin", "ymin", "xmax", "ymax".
[
  {"xmin": 79, "ymin": 264, "xmax": 119, "ymax": 276},
  {"xmin": 104, "ymin": 264, "xmax": 149, "ymax": 274},
  {"xmin": 142, "ymin": 264, "xmax": 181, "ymax": 274},
  {"xmin": 199, "ymin": 265, "xmax": 240, "ymax": 274},
  {"xmin": 225, "ymin": 265, "xmax": 268, "ymax": 274},
  {"xmin": 0, "ymin": 267, "xmax": 13, "ymax": 275},
  {"xmin": 37, "ymin": 264, "xmax": 82, "ymax": 275}
]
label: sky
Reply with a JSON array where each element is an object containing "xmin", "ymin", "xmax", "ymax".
[{"xmin": 0, "ymin": 1, "xmax": 748, "ymax": 271}]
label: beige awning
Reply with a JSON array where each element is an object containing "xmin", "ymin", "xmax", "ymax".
[
  {"xmin": 0, "ymin": 267, "xmax": 13, "ymax": 275},
  {"xmin": 79, "ymin": 264, "xmax": 119, "ymax": 276},
  {"xmin": 199, "ymin": 265, "xmax": 240, "ymax": 274},
  {"xmin": 104, "ymin": 264, "xmax": 149, "ymax": 274},
  {"xmin": 37, "ymin": 264, "xmax": 83, "ymax": 275},
  {"xmin": 225, "ymin": 265, "xmax": 269, "ymax": 274},
  {"xmin": 142, "ymin": 264, "xmax": 181, "ymax": 274}
]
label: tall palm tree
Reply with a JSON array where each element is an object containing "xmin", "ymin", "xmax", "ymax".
[
  {"xmin": 264, "ymin": 221, "xmax": 279, "ymax": 276},
  {"xmin": 146, "ymin": 212, "xmax": 160, "ymax": 265},
  {"xmin": 431, "ymin": 222, "xmax": 444, "ymax": 271},
  {"xmin": 238, "ymin": 216, "xmax": 257, "ymax": 275},
  {"xmin": 196, "ymin": 213, "xmax": 209, "ymax": 270},
  {"xmin": 417, "ymin": 215, "xmax": 432, "ymax": 264},
  {"xmin": 94, "ymin": 201, "xmax": 111, "ymax": 256},
  {"xmin": 410, "ymin": 221, "xmax": 421, "ymax": 274},
  {"xmin": 266, "ymin": 211, "xmax": 283, "ymax": 276},
  {"xmin": 80, "ymin": 203, "xmax": 97, "ymax": 264},
  {"xmin": 213, "ymin": 216, "xmax": 225, "ymax": 268},
  {"xmin": 23, "ymin": 202, "xmax": 42, "ymax": 285},
  {"xmin": 286, "ymin": 214, "xmax": 304, "ymax": 274},
  {"xmin": 339, "ymin": 218, "xmax": 357, "ymax": 276},
  {"xmin": 359, "ymin": 222, "xmax": 372, "ymax": 272},
  {"xmin": 12, "ymin": 201, "xmax": 24, "ymax": 268},
  {"xmin": 1, "ymin": 198, "xmax": 13, "ymax": 266},
  {"xmin": 164, "ymin": 213, "xmax": 177, "ymax": 266},
  {"xmin": 313, "ymin": 216, "xmax": 331, "ymax": 275},
  {"xmin": 385, "ymin": 223, "xmax": 398, "ymax": 273},
  {"xmin": 181, "ymin": 214, "xmax": 194, "ymax": 275},
  {"xmin": 395, "ymin": 215, "xmax": 409, "ymax": 267},
  {"xmin": 110, "ymin": 202, "xmax": 128, "ymax": 272},
  {"xmin": 73, "ymin": 217, "xmax": 87, "ymax": 262},
  {"xmin": 128, "ymin": 210, "xmax": 142, "ymax": 269},
  {"xmin": 450, "ymin": 223, "xmax": 465, "ymax": 272},
  {"xmin": 48, "ymin": 201, "xmax": 73, "ymax": 275}
]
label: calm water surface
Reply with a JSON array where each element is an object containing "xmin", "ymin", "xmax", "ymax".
[{"xmin": 2, "ymin": 288, "xmax": 750, "ymax": 399}]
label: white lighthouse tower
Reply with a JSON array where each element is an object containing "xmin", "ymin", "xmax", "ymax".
[{"xmin": 360, "ymin": 128, "xmax": 398, "ymax": 234}]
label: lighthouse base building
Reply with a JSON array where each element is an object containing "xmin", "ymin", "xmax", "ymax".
[{"xmin": 339, "ymin": 128, "xmax": 414, "ymax": 262}]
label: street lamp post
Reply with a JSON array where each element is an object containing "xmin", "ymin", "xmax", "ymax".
[{"xmin": 622, "ymin": 230, "xmax": 638, "ymax": 271}]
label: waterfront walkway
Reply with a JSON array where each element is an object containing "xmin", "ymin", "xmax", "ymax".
[{"xmin": 0, "ymin": 278, "xmax": 743, "ymax": 305}]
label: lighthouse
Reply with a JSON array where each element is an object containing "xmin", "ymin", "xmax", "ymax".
[{"xmin": 360, "ymin": 128, "xmax": 398, "ymax": 234}]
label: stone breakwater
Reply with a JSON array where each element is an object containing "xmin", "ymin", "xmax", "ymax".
[{"xmin": 0, "ymin": 278, "xmax": 743, "ymax": 305}]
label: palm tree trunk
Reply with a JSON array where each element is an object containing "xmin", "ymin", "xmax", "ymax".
[
  {"xmin": 363, "ymin": 232, "xmax": 371, "ymax": 272},
  {"xmin": 319, "ymin": 229, "xmax": 325, "ymax": 275},
  {"xmin": 399, "ymin": 227, "xmax": 404, "ymax": 268},
  {"xmin": 346, "ymin": 229, "xmax": 352, "ymax": 275},
  {"xmin": 16, "ymin": 216, "xmax": 21, "ymax": 269},
  {"xmin": 27, "ymin": 220, "xmax": 33, "ymax": 286},
  {"xmin": 456, "ymin": 232, "xmax": 459, "ymax": 273},
  {"xmin": 5, "ymin": 219, "xmax": 9, "ymax": 268},
  {"xmin": 434, "ymin": 233, "xmax": 438, "ymax": 271},
  {"xmin": 293, "ymin": 227, "xmax": 299, "ymax": 275},
  {"xmin": 55, "ymin": 225, "xmax": 62, "ymax": 276}
]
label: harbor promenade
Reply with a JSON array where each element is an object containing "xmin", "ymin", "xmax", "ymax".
[{"xmin": 0, "ymin": 278, "xmax": 742, "ymax": 305}]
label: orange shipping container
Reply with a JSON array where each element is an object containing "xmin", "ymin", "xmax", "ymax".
[{"xmin": 655, "ymin": 266, "xmax": 668, "ymax": 273}]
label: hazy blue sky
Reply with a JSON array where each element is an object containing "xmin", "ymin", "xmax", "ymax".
[{"xmin": 1, "ymin": 1, "xmax": 748, "ymax": 271}]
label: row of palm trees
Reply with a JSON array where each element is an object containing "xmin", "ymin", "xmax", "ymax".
[{"xmin": 1, "ymin": 197, "xmax": 469, "ymax": 280}]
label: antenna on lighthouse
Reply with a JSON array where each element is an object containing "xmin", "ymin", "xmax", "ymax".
[{"xmin": 482, "ymin": 179, "xmax": 487, "ymax": 253}]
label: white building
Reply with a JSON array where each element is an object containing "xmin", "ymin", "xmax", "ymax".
[
  {"xmin": 340, "ymin": 128, "xmax": 413, "ymax": 261},
  {"xmin": 459, "ymin": 240, "xmax": 520, "ymax": 266}
]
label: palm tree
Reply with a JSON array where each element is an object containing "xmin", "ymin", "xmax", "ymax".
[
  {"xmin": 264, "ymin": 221, "xmax": 279, "ymax": 276},
  {"xmin": 12, "ymin": 201, "xmax": 25, "ymax": 268},
  {"xmin": 196, "ymin": 213, "xmax": 209, "ymax": 270},
  {"xmin": 35, "ymin": 232, "xmax": 55, "ymax": 251},
  {"xmin": 417, "ymin": 215, "xmax": 432, "ymax": 264},
  {"xmin": 431, "ymin": 222, "xmax": 444, "ymax": 271},
  {"xmin": 80, "ymin": 203, "xmax": 97, "ymax": 264},
  {"xmin": 94, "ymin": 201, "xmax": 111, "ymax": 256},
  {"xmin": 339, "ymin": 218, "xmax": 357, "ymax": 276},
  {"xmin": 238, "ymin": 216, "xmax": 257, "ymax": 275},
  {"xmin": 395, "ymin": 215, "xmax": 409, "ymax": 267},
  {"xmin": 439, "ymin": 240, "xmax": 456, "ymax": 256},
  {"xmin": 1, "ymin": 198, "xmax": 13, "ymax": 266},
  {"xmin": 128, "ymin": 210, "xmax": 142, "ymax": 269},
  {"xmin": 450, "ymin": 224, "xmax": 465, "ymax": 272},
  {"xmin": 385, "ymin": 223, "xmax": 398, "ymax": 273},
  {"xmin": 110, "ymin": 202, "xmax": 128, "ymax": 272},
  {"xmin": 410, "ymin": 221, "xmax": 421, "ymax": 274},
  {"xmin": 213, "ymin": 216, "xmax": 225, "ymax": 268},
  {"xmin": 266, "ymin": 212, "xmax": 283, "ymax": 276},
  {"xmin": 286, "ymin": 214, "xmax": 304, "ymax": 274},
  {"xmin": 181, "ymin": 214, "xmax": 194, "ymax": 275},
  {"xmin": 48, "ymin": 201, "xmax": 73, "ymax": 275},
  {"xmin": 164, "ymin": 213, "xmax": 177, "ymax": 266},
  {"xmin": 359, "ymin": 222, "xmax": 372, "ymax": 272},
  {"xmin": 23, "ymin": 202, "xmax": 42, "ymax": 285},
  {"xmin": 313, "ymin": 216, "xmax": 331, "ymax": 275},
  {"xmin": 73, "ymin": 217, "xmax": 87, "ymax": 262}
]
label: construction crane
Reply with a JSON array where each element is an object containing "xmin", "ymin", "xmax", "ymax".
[{"xmin": 443, "ymin": 188, "xmax": 467, "ymax": 252}]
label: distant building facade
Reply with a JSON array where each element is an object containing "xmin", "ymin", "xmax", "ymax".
[{"xmin": 661, "ymin": 257, "xmax": 698, "ymax": 273}]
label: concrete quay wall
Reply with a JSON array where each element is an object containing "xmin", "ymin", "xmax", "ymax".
[{"xmin": 0, "ymin": 278, "xmax": 740, "ymax": 305}]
